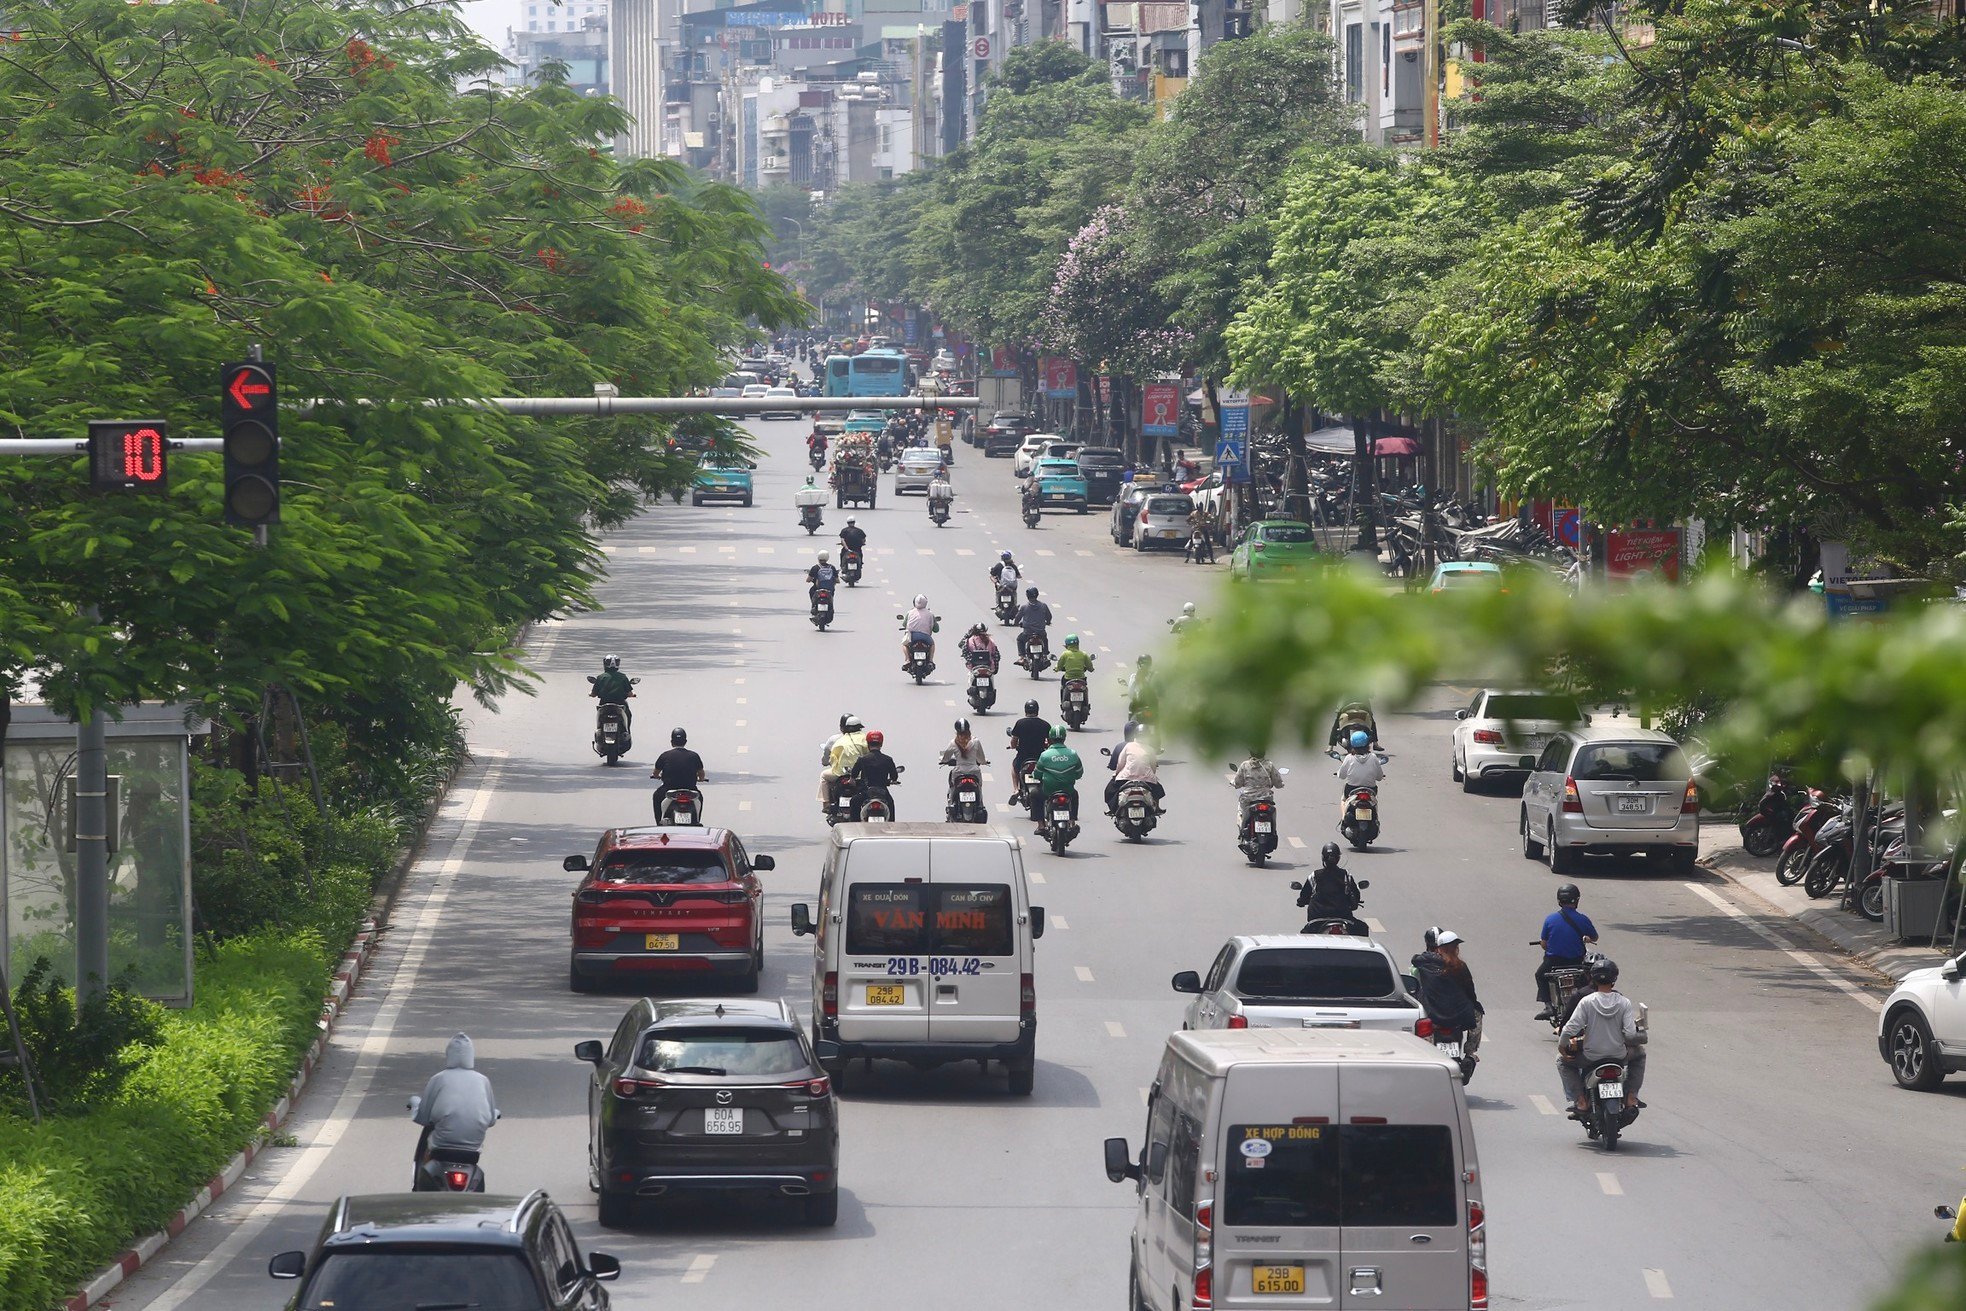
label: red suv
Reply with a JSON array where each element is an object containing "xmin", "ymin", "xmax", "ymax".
[{"xmin": 564, "ymin": 828, "xmax": 774, "ymax": 994}]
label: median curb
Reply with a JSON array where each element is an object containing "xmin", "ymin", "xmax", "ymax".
[{"xmin": 63, "ymin": 754, "xmax": 463, "ymax": 1311}]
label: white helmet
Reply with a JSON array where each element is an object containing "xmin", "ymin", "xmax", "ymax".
[
  {"xmin": 913, "ymin": 593, "xmax": 928, "ymax": 608},
  {"xmin": 1181, "ymin": 602, "xmax": 1197, "ymax": 616},
  {"xmin": 846, "ymin": 517, "xmax": 856, "ymax": 525},
  {"xmin": 818, "ymin": 550, "xmax": 830, "ymax": 563}
]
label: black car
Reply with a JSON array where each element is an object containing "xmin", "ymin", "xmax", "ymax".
[
  {"xmin": 576, "ymin": 997, "xmax": 840, "ymax": 1228},
  {"xmin": 983, "ymin": 413, "xmax": 1036, "ymax": 457},
  {"xmin": 268, "ymin": 1192, "xmax": 618, "ymax": 1311},
  {"xmin": 1109, "ymin": 484, "xmax": 1154, "ymax": 547},
  {"xmin": 1075, "ymin": 446, "xmax": 1126, "ymax": 504}
]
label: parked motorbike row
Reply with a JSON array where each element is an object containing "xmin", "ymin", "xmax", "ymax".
[{"xmin": 1760, "ymin": 775, "xmax": 1958, "ymax": 924}]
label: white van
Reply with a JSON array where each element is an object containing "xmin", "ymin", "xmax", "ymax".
[
  {"xmin": 1104, "ymin": 1029, "xmax": 1486, "ymax": 1311},
  {"xmin": 790, "ymin": 823, "xmax": 1044, "ymax": 1095}
]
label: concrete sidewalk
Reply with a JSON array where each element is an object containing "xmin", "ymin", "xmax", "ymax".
[{"xmin": 1698, "ymin": 827, "xmax": 1959, "ymax": 981}]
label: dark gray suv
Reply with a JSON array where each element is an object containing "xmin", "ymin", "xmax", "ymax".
[
  {"xmin": 268, "ymin": 1191, "xmax": 618, "ymax": 1310},
  {"xmin": 576, "ymin": 997, "xmax": 840, "ymax": 1228}
]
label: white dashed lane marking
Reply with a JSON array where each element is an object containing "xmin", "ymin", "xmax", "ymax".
[
  {"xmin": 1364, "ymin": 917, "xmax": 1387, "ymax": 934},
  {"xmin": 1074, "ymin": 965, "xmax": 1094, "ymax": 982},
  {"xmin": 1105, "ymin": 1021, "xmax": 1127, "ymax": 1038},
  {"xmin": 1028, "ymin": 870, "xmax": 1045, "ymax": 884},
  {"xmin": 682, "ymin": 1255, "xmax": 717, "ymax": 1284},
  {"xmin": 1528, "ymin": 1094, "xmax": 1559, "ymax": 1116},
  {"xmin": 1286, "ymin": 836, "xmax": 1307, "ymax": 850},
  {"xmin": 1596, "ymin": 1172, "xmax": 1623, "ymax": 1196},
  {"xmin": 1036, "ymin": 548, "xmax": 1056, "ymax": 557},
  {"xmin": 1050, "ymin": 915, "xmax": 1067, "ymax": 930},
  {"xmin": 1644, "ymin": 1269, "xmax": 1673, "ymax": 1299}
]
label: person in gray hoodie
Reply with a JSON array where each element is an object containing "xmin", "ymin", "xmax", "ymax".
[
  {"xmin": 414, "ymin": 1033, "xmax": 499, "ymax": 1159},
  {"xmin": 1558, "ymin": 960, "xmax": 1646, "ymax": 1120}
]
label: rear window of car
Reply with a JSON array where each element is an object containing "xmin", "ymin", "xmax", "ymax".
[
  {"xmin": 901, "ymin": 453, "xmax": 942, "ymax": 469},
  {"xmin": 637, "ymin": 1026, "xmax": 808, "ymax": 1076},
  {"xmin": 1147, "ymin": 497, "xmax": 1193, "ymax": 515},
  {"xmin": 844, "ymin": 883, "xmax": 1015, "ymax": 956},
  {"xmin": 1222, "ymin": 1124, "xmax": 1457, "ymax": 1229},
  {"xmin": 1438, "ymin": 568, "xmax": 1502, "ymax": 587},
  {"xmin": 1233, "ymin": 948, "xmax": 1396, "ymax": 1001},
  {"xmin": 1485, "ymin": 694, "xmax": 1581, "ymax": 722},
  {"xmin": 1260, "ymin": 524, "xmax": 1313, "ymax": 543},
  {"xmin": 1078, "ymin": 449, "xmax": 1124, "ymax": 466},
  {"xmin": 599, "ymin": 848, "xmax": 730, "ymax": 884},
  {"xmin": 303, "ymin": 1252, "xmax": 544, "ymax": 1310},
  {"xmin": 1572, "ymin": 742, "xmax": 1689, "ymax": 782},
  {"xmin": 857, "ymin": 356, "xmax": 903, "ymax": 374}
]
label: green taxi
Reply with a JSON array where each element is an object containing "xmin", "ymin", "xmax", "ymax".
[
  {"xmin": 691, "ymin": 456, "xmax": 755, "ymax": 507},
  {"xmin": 1033, "ymin": 458, "xmax": 1090, "ymax": 514},
  {"xmin": 1230, "ymin": 519, "xmax": 1319, "ymax": 580}
]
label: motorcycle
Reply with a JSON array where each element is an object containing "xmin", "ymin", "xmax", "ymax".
[
  {"xmin": 841, "ymin": 548, "xmax": 863, "ymax": 587},
  {"xmin": 1339, "ymin": 785, "xmax": 1381, "ymax": 851},
  {"xmin": 823, "ymin": 777, "xmax": 858, "ymax": 827},
  {"xmin": 1022, "ymin": 500, "xmax": 1041, "ymax": 529},
  {"xmin": 1059, "ymin": 676, "xmax": 1090, "ymax": 730},
  {"xmin": 585, "ymin": 676, "xmax": 639, "ymax": 766},
  {"xmin": 1852, "ymin": 826, "xmax": 1949, "ymax": 923},
  {"xmin": 1038, "ymin": 791, "xmax": 1080, "ymax": 855},
  {"xmin": 945, "ymin": 767, "xmax": 988, "ymax": 824},
  {"xmin": 1570, "ymin": 1004, "xmax": 1647, "ymax": 1151},
  {"xmin": 1740, "ymin": 772, "xmax": 1813, "ymax": 858},
  {"xmin": 1100, "ymin": 750, "xmax": 1160, "ymax": 840},
  {"xmin": 966, "ymin": 660, "xmax": 998, "ymax": 713},
  {"xmin": 1803, "ymin": 799, "xmax": 1899, "ymax": 898},
  {"xmin": 994, "ymin": 582, "xmax": 1020, "ymax": 625},
  {"xmin": 1541, "ymin": 949, "xmax": 1606, "ymax": 1036},
  {"xmin": 1425, "ymin": 1022, "xmax": 1478, "ymax": 1086},
  {"xmin": 901, "ymin": 631, "xmax": 937, "ymax": 683},
  {"xmin": 1020, "ymin": 633, "xmax": 1052, "ymax": 679},
  {"xmin": 408, "ymin": 1096, "xmax": 490, "ymax": 1193},
  {"xmin": 799, "ymin": 503, "xmax": 823, "ymax": 535},
  {"xmin": 1776, "ymin": 790, "xmax": 1841, "ymax": 886},
  {"xmin": 929, "ymin": 497, "xmax": 951, "ymax": 527},
  {"xmin": 1238, "ymin": 783, "xmax": 1287, "ymax": 866},
  {"xmin": 809, "ymin": 444, "xmax": 827, "ymax": 471},
  {"xmin": 860, "ymin": 769, "xmax": 902, "ymax": 823},
  {"xmin": 659, "ymin": 787, "xmax": 703, "ymax": 826},
  {"xmin": 1291, "ymin": 878, "xmax": 1371, "ymax": 937},
  {"xmin": 810, "ymin": 587, "xmax": 834, "ymax": 631},
  {"xmin": 1016, "ymin": 759, "xmax": 1041, "ymax": 819}
]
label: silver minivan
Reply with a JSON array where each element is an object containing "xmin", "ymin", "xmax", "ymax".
[
  {"xmin": 790, "ymin": 823, "xmax": 1043, "ymax": 1095},
  {"xmin": 1105, "ymin": 1029, "xmax": 1485, "ymax": 1311},
  {"xmin": 1519, "ymin": 725, "xmax": 1698, "ymax": 874}
]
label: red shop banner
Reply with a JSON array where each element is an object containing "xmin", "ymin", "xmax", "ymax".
[
  {"xmin": 1141, "ymin": 382, "xmax": 1181, "ymax": 436},
  {"xmin": 1041, "ymin": 356, "xmax": 1078, "ymax": 398},
  {"xmin": 1605, "ymin": 528, "xmax": 1683, "ymax": 583}
]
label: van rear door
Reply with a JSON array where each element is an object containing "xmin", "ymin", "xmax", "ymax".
[
  {"xmin": 837, "ymin": 839, "xmax": 935, "ymax": 1044},
  {"xmin": 1337, "ymin": 1062, "xmax": 1467, "ymax": 1309},
  {"xmin": 1215, "ymin": 1064, "xmax": 1344, "ymax": 1308},
  {"xmin": 925, "ymin": 840, "xmax": 1024, "ymax": 1045}
]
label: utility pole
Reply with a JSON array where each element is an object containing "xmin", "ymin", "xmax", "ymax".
[{"xmin": 74, "ymin": 605, "xmax": 110, "ymax": 1003}]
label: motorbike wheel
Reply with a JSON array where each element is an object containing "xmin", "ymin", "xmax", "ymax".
[
  {"xmin": 1775, "ymin": 846, "xmax": 1809, "ymax": 886},
  {"xmin": 602, "ymin": 749, "xmax": 622, "ymax": 766},
  {"xmin": 1741, "ymin": 818, "xmax": 1784, "ymax": 858},
  {"xmin": 1246, "ymin": 847, "xmax": 1267, "ymax": 868},
  {"xmin": 1599, "ymin": 1112, "xmax": 1620, "ymax": 1151},
  {"xmin": 1858, "ymin": 878, "xmax": 1887, "ymax": 923},
  {"xmin": 1050, "ymin": 829, "xmax": 1069, "ymax": 856},
  {"xmin": 1802, "ymin": 847, "xmax": 1846, "ymax": 898}
]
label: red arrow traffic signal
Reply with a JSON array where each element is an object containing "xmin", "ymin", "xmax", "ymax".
[
  {"xmin": 221, "ymin": 360, "xmax": 279, "ymax": 527},
  {"xmin": 226, "ymin": 366, "xmax": 273, "ymax": 410}
]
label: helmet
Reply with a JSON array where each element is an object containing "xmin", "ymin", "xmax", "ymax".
[
  {"xmin": 1025, "ymin": 586, "xmax": 1039, "ymax": 599},
  {"xmin": 843, "ymin": 714, "xmax": 863, "ymax": 731},
  {"xmin": 953, "ymin": 718, "xmax": 972, "ymax": 735},
  {"xmin": 1048, "ymin": 725, "xmax": 1068, "ymax": 743},
  {"xmin": 1138, "ymin": 654, "xmax": 1154, "ymax": 667},
  {"xmin": 1589, "ymin": 958, "xmax": 1620, "ymax": 986},
  {"xmin": 1557, "ymin": 883, "xmax": 1581, "ymax": 907},
  {"xmin": 1000, "ymin": 550, "xmax": 1013, "ymax": 562},
  {"xmin": 1349, "ymin": 729, "xmax": 1370, "ymax": 750},
  {"xmin": 1320, "ymin": 842, "xmax": 1341, "ymax": 866},
  {"xmin": 1024, "ymin": 699, "xmax": 1040, "ymax": 716},
  {"xmin": 1433, "ymin": 928, "xmax": 1464, "ymax": 948},
  {"xmin": 839, "ymin": 714, "xmax": 851, "ymax": 732},
  {"xmin": 602, "ymin": 654, "xmax": 620, "ymax": 672},
  {"xmin": 914, "ymin": 593, "xmax": 929, "ymax": 608},
  {"xmin": 805, "ymin": 475, "xmax": 815, "ymax": 485},
  {"xmin": 670, "ymin": 728, "xmax": 687, "ymax": 746},
  {"xmin": 867, "ymin": 730, "xmax": 885, "ymax": 748},
  {"xmin": 818, "ymin": 550, "xmax": 830, "ymax": 563},
  {"xmin": 1123, "ymin": 721, "xmax": 1141, "ymax": 742},
  {"xmin": 1182, "ymin": 602, "xmax": 1196, "ymax": 616},
  {"xmin": 846, "ymin": 517, "xmax": 856, "ymax": 526},
  {"xmin": 1064, "ymin": 634, "xmax": 1080, "ymax": 648}
]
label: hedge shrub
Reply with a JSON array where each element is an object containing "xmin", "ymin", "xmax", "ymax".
[{"xmin": 0, "ymin": 931, "xmax": 330, "ymax": 1311}]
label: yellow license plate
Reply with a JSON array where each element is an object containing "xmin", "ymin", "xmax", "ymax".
[
  {"xmin": 644, "ymin": 933, "xmax": 678, "ymax": 951},
  {"xmin": 1252, "ymin": 1265, "xmax": 1305, "ymax": 1295},
  {"xmin": 866, "ymin": 984, "xmax": 906, "ymax": 1006}
]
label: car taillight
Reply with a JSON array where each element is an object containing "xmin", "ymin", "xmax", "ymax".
[
  {"xmin": 823, "ymin": 971, "xmax": 839, "ymax": 1019},
  {"xmin": 1682, "ymin": 780, "xmax": 1700, "ymax": 813},
  {"xmin": 612, "ymin": 1076, "xmax": 665, "ymax": 1097},
  {"xmin": 1193, "ymin": 1198, "xmax": 1214, "ymax": 1309},
  {"xmin": 445, "ymin": 1170, "xmax": 470, "ymax": 1190},
  {"xmin": 786, "ymin": 1075, "xmax": 832, "ymax": 1097},
  {"xmin": 1226, "ymin": 1014, "xmax": 1248, "ymax": 1030},
  {"xmin": 1472, "ymin": 729, "xmax": 1503, "ymax": 745},
  {"xmin": 1415, "ymin": 1017, "xmax": 1434, "ymax": 1038},
  {"xmin": 713, "ymin": 888, "xmax": 752, "ymax": 905},
  {"xmin": 1469, "ymin": 1199, "xmax": 1488, "ymax": 1309},
  {"xmin": 1020, "ymin": 972, "xmax": 1035, "ymax": 1017},
  {"xmin": 1562, "ymin": 776, "xmax": 1583, "ymax": 813}
]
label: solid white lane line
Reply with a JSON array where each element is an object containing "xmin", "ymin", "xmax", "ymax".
[
  {"xmin": 1051, "ymin": 915, "xmax": 1068, "ymax": 930},
  {"xmin": 143, "ymin": 761, "xmax": 509, "ymax": 1311},
  {"xmin": 1528, "ymin": 1094, "xmax": 1559, "ymax": 1116},
  {"xmin": 1643, "ymin": 1269, "xmax": 1673, "ymax": 1299},
  {"xmin": 1596, "ymin": 1172, "xmax": 1624, "ymax": 1196},
  {"xmin": 1684, "ymin": 883, "xmax": 1881, "ymax": 1013},
  {"xmin": 529, "ymin": 621, "xmax": 563, "ymax": 664},
  {"xmin": 1075, "ymin": 965, "xmax": 1095, "ymax": 982},
  {"xmin": 1287, "ymin": 836, "xmax": 1307, "ymax": 850},
  {"xmin": 682, "ymin": 1254, "xmax": 717, "ymax": 1284},
  {"xmin": 1105, "ymin": 1021, "xmax": 1127, "ymax": 1038}
]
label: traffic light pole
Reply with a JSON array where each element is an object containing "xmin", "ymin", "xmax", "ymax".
[{"xmin": 74, "ymin": 606, "xmax": 111, "ymax": 1004}]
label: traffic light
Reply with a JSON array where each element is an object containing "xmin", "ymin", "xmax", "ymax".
[
  {"xmin": 87, "ymin": 420, "xmax": 169, "ymax": 493},
  {"xmin": 220, "ymin": 361, "xmax": 279, "ymax": 526}
]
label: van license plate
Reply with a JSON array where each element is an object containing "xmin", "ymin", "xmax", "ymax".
[
  {"xmin": 1253, "ymin": 1266, "xmax": 1305, "ymax": 1295},
  {"xmin": 644, "ymin": 934, "xmax": 678, "ymax": 951},
  {"xmin": 866, "ymin": 985, "xmax": 906, "ymax": 1006},
  {"xmin": 1617, "ymin": 795, "xmax": 1649, "ymax": 813},
  {"xmin": 703, "ymin": 1107, "xmax": 743, "ymax": 1134},
  {"xmin": 1597, "ymin": 1081, "xmax": 1624, "ymax": 1099}
]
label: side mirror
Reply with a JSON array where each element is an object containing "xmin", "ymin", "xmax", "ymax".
[
  {"xmin": 1454, "ymin": 708, "xmax": 1468, "ymax": 719},
  {"xmin": 1357, "ymin": 879, "xmax": 1371, "ymax": 891},
  {"xmin": 1171, "ymin": 970, "xmax": 1203, "ymax": 994},
  {"xmin": 1582, "ymin": 712, "xmax": 1592, "ymax": 724},
  {"xmin": 814, "ymin": 1038, "xmax": 841, "ymax": 1063},
  {"xmin": 563, "ymin": 855, "xmax": 590, "ymax": 873},
  {"xmin": 1031, "ymin": 906, "xmax": 1046, "ymax": 939},
  {"xmin": 629, "ymin": 677, "xmax": 642, "ymax": 685},
  {"xmin": 1944, "ymin": 960, "xmax": 1961, "ymax": 983},
  {"xmin": 1104, "ymin": 1136, "xmax": 1141, "ymax": 1183},
  {"xmin": 1402, "ymin": 972, "xmax": 1421, "ymax": 996},
  {"xmin": 268, "ymin": 1251, "xmax": 307, "ymax": 1280},
  {"xmin": 585, "ymin": 675, "xmax": 598, "ymax": 684},
  {"xmin": 753, "ymin": 855, "xmax": 776, "ymax": 872},
  {"xmin": 1278, "ymin": 767, "xmax": 1291, "ymax": 777},
  {"xmin": 791, "ymin": 904, "xmax": 815, "ymax": 936},
  {"xmin": 1290, "ymin": 881, "xmax": 1304, "ymax": 891},
  {"xmin": 587, "ymin": 1253, "xmax": 622, "ymax": 1282},
  {"xmin": 1099, "ymin": 747, "xmax": 1113, "ymax": 759},
  {"xmin": 574, "ymin": 1040, "xmax": 604, "ymax": 1065}
]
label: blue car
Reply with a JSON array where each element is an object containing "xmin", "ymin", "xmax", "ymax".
[
  {"xmin": 1034, "ymin": 458, "xmax": 1089, "ymax": 514},
  {"xmin": 692, "ymin": 458, "xmax": 754, "ymax": 507}
]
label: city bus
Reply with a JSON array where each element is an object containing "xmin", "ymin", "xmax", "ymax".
[{"xmin": 823, "ymin": 348, "xmax": 910, "ymax": 398}]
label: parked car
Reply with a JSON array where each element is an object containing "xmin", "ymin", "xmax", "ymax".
[
  {"xmin": 575, "ymin": 997, "xmax": 840, "ymax": 1228},
  {"xmin": 1172, "ymin": 934, "xmax": 1425, "ymax": 1035},
  {"xmin": 1451, "ymin": 689, "xmax": 1585, "ymax": 792},
  {"xmin": 1074, "ymin": 445, "xmax": 1126, "ymax": 504},
  {"xmin": 983, "ymin": 413, "xmax": 1036, "ymax": 456},
  {"xmin": 894, "ymin": 448, "xmax": 945, "ymax": 495},
  {"xmin": 1229, "ymin": 519, "xmax": 1319, "ymax": 582},
  {"xmin": 1013, "ymin": 435, "xmax": 1073, "ymax": 477},
  {"xmin": 1879, "ymin": 951, "xmax": 1966, "ymax": 1090},
  {"xmin": 267, "ymin": 1192, "xmax": 619, "ymax": 1310},
  {"xmin": 1129, "ymin": 492, "xmax": 1195, "ymax": 552},
  {"xmin": 691, "ymin": 457, "xmax": 754, "ymax": 508},
  {"xmin": 563, "ymin": 827, "xmax": 774, "ymax": 993},
  {"xmin": 1032, "ymin": 458, "xmax": 1089, "ymax": 513},
  {"xmin": 1109, "ymin": 485, "xmax": 1155, "ymax": 547},
  {"xmin": 1427, "ymin": 560, "xmax": 1506, "ymax": 593},
  {"xmin": 1520, "ymin": 727, "xmax": 1699, "ymax": 874},
  {"xmin": 758, "ymin": 387, "xmax": 804, "ymax": 420}
]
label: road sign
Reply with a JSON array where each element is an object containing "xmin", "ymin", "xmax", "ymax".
[
  {"xmin": 1554, "ymin": 507, "xmax": 1580, "ymax": 549},
  {"xmin": 87, "ymin": 420, "xmax": 169, "ymax": 492},
  {"xmin": 1217, "ymin": 391, "xmax": 1250, "ymax": 440},
  {"xmin": 972, "ymin": 35, "xmax": 991, "ymax": 59},
  {"xmin": 1215, "ymin": 437, "xmax": 1249, "ymax": 484}
]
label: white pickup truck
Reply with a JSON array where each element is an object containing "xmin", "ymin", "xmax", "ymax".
[{"xmin": 1172, "ymin": 934, "xmax": 1425, "ymax": 1034}]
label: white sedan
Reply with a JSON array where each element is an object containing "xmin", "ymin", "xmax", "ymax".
[
  {"xmin": 1450, "ymin": 689, "xmax": 1584, "ymax": 792},
  {"xmin": 1013, "ymin": 435, "xmax": 1077, "ymax": 477},
  {"xmin": 759, "ymin": 387, "xmax": 804, "ymax": 420}
]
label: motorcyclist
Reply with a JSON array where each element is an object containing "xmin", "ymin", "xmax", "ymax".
[
  {"xmin": 1006, "ymin": 700, "xmax": 1052, "ymax": 807},
  {"xmin": 1032, "ymin": 724, "xmax": 1084, "ymax": 833},
  {"xmin": 412, "ymin": 1032, "xmax": 498, "ymax": 1176},
  {"xmin": 806, "ymin": 550, "xmax": 840, "ymax": 609},
  {"xmin": 1170, "ymin": 601, "xmax": 1199, "ymax": 635},
  {"xmin": 1125, "ymin": 654, "xmax": 1158, "ymax": 719},
  {"xmin": 1056, "ymin": 633, "xmax": 1095, "ymax": 680},
  {"xmin": 1329, "ymin": 700, "xmax": 1383, "ymax": 752},
  {"xmin": 806, "ymin": 428, "xmax": 829, "ymax": 463},
  {"xmin": 1558, "ymin": 958, "xmax": 1645, "ymax": 1120},
  {"xmin": 1412, "ymin": 929, "xmax": 1483, "ymax": 1056},
  {"xmin": 961, "ymin": 623, "xmax": 1001, "ymax": 674},
  {"xmin": 1015, "ymin": 586, "xmax": 1052, "ymax": 664},
  {"xmin": 589, "ymin": 654, "xmax": 634, "ymax": 730},
  {"xmin": 1298, "ymin": 843, "xmax": 1364, "ymax": 929},
  {"xmin": 1335, "ymin": 730, "xmax": 1386, "ymax": 794},
  {"xmin": 939, "ymin": 719, "xmax": 989, "ymax": 816},
  {"xmin": 820, "ymin": 714, "xmax": 868, "ymax": 811},
  {"xmin": 1020, "ymin": 473, "xmax": 1042, "ymax": 517},
  {"xmin": 990, "ymin": 551, "xmax": 1021, "ymax": 593},
  {"xmin": 849, "ymin": 729, "xmax": 902, "ymax": 819},
  {"xmin": 650, "ymin": 728, "xmax": 706, "ymax": 820},
  {"xmin": 838, "ymin": 517, "xmax": 867, "ymax": 556},
  {"xmin": 901, "ymin": 593, "xmax": 939, "ymax": 669},
  {"xmin": 927, "ymin": 471, "xmax": 955, "ymax": 518},
  {"xmin": 794, "ymin": 474, "xmax": 827, "ymax": 522},
  {"xmin": 1534, "ymin": 883, "xmax": 1600, "ymax": 1020},
  {"xmin": 1233, "ymin": 750, "xmax": 1285, "ymax": 811},
  {"xmin": 1103, "ymin": 723, "xmax": 1166, "ymax": 815}
]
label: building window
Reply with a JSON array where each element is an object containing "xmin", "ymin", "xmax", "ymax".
[
  {"xmin": 1345, "ymin": 22, "xmax": 1363, "ymax": 102},
  {"xmin": 1381, "ymin": 21, "xmax": 1390, "ymax": 96}
]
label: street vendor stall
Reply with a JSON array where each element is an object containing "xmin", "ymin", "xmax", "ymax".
[{"xmin": 831, "ymin": 432, "xmax": 879, "ymax": 509}]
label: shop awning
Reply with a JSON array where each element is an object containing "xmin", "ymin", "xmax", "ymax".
[
  {"xmin": 1374, "ymin": 435, "xmax": 1421, "ymax": 456},
  {"xmin": 1304, "ymin": 425, "xmax": 1357, "ymax": 454}
]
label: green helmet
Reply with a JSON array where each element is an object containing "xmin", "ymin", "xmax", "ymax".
[
  {"xmin": 1048, "ymin": 724, "xmax": 1069, "ymax": 744},
  {"xmin": 1064, "ymin": 634, "xmax": 1080, "ymax": 648}
]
